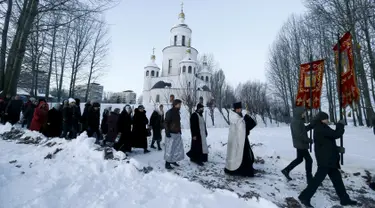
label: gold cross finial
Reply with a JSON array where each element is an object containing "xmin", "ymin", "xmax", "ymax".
[
  {"xmin": 181, "ymin": 1, "xmax": 184, "ymax": 12},
  {"xmin": 152, "ymin": 47, "xmax": 155, "ymax": 55}
]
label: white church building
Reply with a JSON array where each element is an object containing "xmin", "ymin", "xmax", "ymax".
[{"xmin": 142, "ymin": 4, "xmax": 212, "ymax": 106}]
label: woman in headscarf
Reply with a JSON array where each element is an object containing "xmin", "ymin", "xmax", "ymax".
[
  {"xmin": 43, "ymin": 103, "xmax": 63, "ymax": 137},
  {"xmin": 30, "ymin": 99, "xmax": 49, "ymax": 132},
  {"xmin": 105, "ymin": 108, "xmax": 121, "ymax": 145},
  {"xmin": 114, "ymin": 105, "xmax": 133, "ymax": 152},
  {"xmin": 149, "ymin": 104, "xmax": 164, "ymax": 150},
  {"xmin": 132, "ymin": 105, "xmax": 150, "ymax": 154}
]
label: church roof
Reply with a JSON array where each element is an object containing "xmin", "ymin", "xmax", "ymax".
[
  {"xmin": 151, "ymin": 81, "xmax": 172, "ymax": 89},
  {"xmin": 180, "ymin": 48, "xmax": 197, "ymax": 64},
  {"xmin": 145, "ymin": 54, "xmax": 160, "ymax": 69}
]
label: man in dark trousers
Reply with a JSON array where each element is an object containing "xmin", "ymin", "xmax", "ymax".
[
  {"xmin": 87, "ymin": 102, "xmax": 101, "ymax": 143},
  {"xmin": 298, "ymin": 112, "xmax": 357, "ymax": 207},
  {"xmin": 164, "ymin": 99, "xmax": 184, "ymax": 169},
  {"xmin": 282, "ymin": 107, "xmax": 313, "ymax": 184},
  {"xmin": 187, "ymin": 103, "xmax": 208, "ymax": 166}
]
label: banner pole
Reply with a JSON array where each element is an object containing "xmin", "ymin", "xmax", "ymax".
[
  {"xmin": 309, "ymin": 56, "xmax": 313, "ymax": 153},
  {"xmin": 337, "ymin": 33, "xmax": 344, "ymax": 166}
]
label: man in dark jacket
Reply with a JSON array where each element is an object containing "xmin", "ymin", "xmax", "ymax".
[
  {"xmin": 81, "ymin": 101, "xmax": 92, "ymax": 133},
  {"xmin": 164, "ymin": 99, "xmax": 184, "ymax": 169},
  {"xmin": 101, "ymin": 106, "xmax": 112, "ymax": 135},
  {"xmin": 149, "ymin": 104, "xmax": 164, "ymax": 150},
  {"xmin": 187, "ymin": 103, "xmax": 208, "ymax": 166},
  {"xmin": 87, "ymin": 102, "xmax": 101, "ymax": 143},
  {"xmin": 298, "ymin": 112, "xmax": 357, "ymax": 208},
  {"xmin": 282, "ymin": 107, "xmax": 313, "ymax": 184},
  {"xmin": 5, "ymin": 95, "xmax": 24, "ymax": 125}
]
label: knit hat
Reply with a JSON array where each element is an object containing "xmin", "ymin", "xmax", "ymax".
[
  {"xmin": 315, "ymin": 112, "xmax": 329, "ymax": 121},
  {"xmin": 114, "ymin": 108, "xmax": 121, "ymax": 114},
  {"xmin": 92, "ymin": 102, "xmax": 100, "ymax": 108},
  {"xmin": 68, "ymin": 98, "xmax": 75, "ymax": 104},
  {"xmin": 138, "ymin": 105, "xmax": 145, "ymax": 110},
  {"xmin": 233, "ymin": 102, "xmax": 242, "ymax": 110},
  {"xmin": 173, "ymin": 99, "xmax": 182, "ymax": 106},
  {"xmin": 196, "ymin": 103, "xmax": 204, "ymax": 110}
]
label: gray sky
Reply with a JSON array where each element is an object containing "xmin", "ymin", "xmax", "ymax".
[{"xmin": 103, "ymin": 0, "xmax": 306, "ymax": 95}]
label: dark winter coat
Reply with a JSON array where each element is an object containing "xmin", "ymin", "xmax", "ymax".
[
  {"xmin": 313, "ymin": 122, "xmax": 345, "ymax": 168},
  {"xmin": 72, "ymin": 105, "xmax": 81, "ymax": 129},
  {"xmin": 87, "ymin": 107, "xmax": 100, "ymax": 131},
  {"xmin": 23, "ymin": 102, "xmax": 36, "ymax": 128},
  {"xmin": 6, "ymin": 99, "xmax": 23, "ymax": 125},
  {"xmin": 0, "ymin": 99, "xmax": 6, "ymax": 123},
  {"xmin": 164, "ymin": 107, "xmax": 181, "ymax": 137},
  {"xmin": 43, "ymin": 108, "xmax": 62, "ymax": 137},
  {"xmin": 62, "ymin": 105, "xmax": 72, "ymax": 125},
  {"xmin": 291, "ymin": 107, "xmax": 313, "ymax": 149},
  {"xmin": 149, "ymin": 110, "xmax": 164, "ymax": 141},
  {"xmin": 30, "ymin": 101, "xmax": 49, "ymax": 132},
  {"xmin": 101, "ymin": 109, "xmax": 110, "ymax": 134},
  {"xmin": 81, "ymin": 102, "xmax": 92, "ymax": 132},
  {"xmin": 106, "ymin": 112, "xmax": 120, "ymax": 142},
  {"xmin": 131, "ymin": 108, "xmax": 149, "ymax": 148},
  {"xmin": 114, "ymin": 110, "xmax": 133, "ymax": 152}
]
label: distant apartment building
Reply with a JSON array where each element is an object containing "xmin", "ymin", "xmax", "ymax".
[
  {"xmin": 109, "ymin": 90, "xmax": 137, "ymax": 104},
  {"xmin": 75, "ymin": 83, "xmax": 104, "ymax": 102}
]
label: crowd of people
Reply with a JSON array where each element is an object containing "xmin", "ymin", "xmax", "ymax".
[{"xmin": 1, "ymin": 95, "xmax": 374, "ymax": 207}]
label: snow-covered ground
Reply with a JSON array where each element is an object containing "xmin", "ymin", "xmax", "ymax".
[{"xmin": 0, "ymin": 123, "xmax": 374, "ymax": 208}]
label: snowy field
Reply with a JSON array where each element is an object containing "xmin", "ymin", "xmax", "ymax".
[{"xmin": 0, "ymin": 123, "xmax": 374, "ymax": 208}]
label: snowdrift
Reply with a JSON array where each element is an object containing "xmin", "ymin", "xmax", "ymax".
[
  {"xmin": 0, "ymin": 124, "xmax": 277, "ymax": 208},
  {"xmin": 1, "ymin": 124, "xmax": 375, "ymax": 208}
]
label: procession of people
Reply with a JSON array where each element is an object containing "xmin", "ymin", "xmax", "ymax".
[{"xmin": 0, "ymin": 94, "xmax": 368, "ymax": 207}]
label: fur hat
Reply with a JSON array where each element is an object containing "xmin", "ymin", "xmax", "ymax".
[
  {"xmin": 92, "ymin": 102, "xmax": 100, "ymax": 108},
  {"xmin": 138, "ymin": 105, "xmax": 145, "ymax": 110},
  {"xmin": 114, "ymin": 108, "xmax": 121, "ymax": 114},
  {"xmin": 315, "ymin": 112, "xmax": 329, "ymax": 121},
  {"xmin": 233, "ymin": 102, "xmax": 242, "ymax": 110},
  {"xmin": 68, "ymin": 98, "xmax": 76, "ymax": 104}
]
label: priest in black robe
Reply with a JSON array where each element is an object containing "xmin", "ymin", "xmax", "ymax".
[{"xmin": 187, "ymin": 103, "xmax": 208, "ymax": 166}]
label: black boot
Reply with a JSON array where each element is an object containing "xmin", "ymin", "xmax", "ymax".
[
  {"xmin": 298, "ymin": 196, "xmax": 314, "ymax": 208},
  {"xmin": 144, "ymin": 149, "xmax": 150, "ymax": 154},
  {"xmin": 150, "ymin": 140, "xmax": 156, "ymax": 149},
  {"xmin": 281, "ymin": 169, "xmax": 293, "ymax": 180},
  {"xmin": 171, "ymin": 162, "xmax": 180, "ymax": 167},
  {"xmin": 165, "ymin": 162, "xmax": 173, "ymax": 170},
  {"xmin": 157, "ymin": 141, "xmax": 162, "ymax": 151},
  {"xmin": 340, "ymin": 199, "xmax": 358, "ymax": 206}
]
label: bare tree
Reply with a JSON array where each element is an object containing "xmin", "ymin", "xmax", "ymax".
[
  {"xmin": 0, "ymin": 0, "xmax": 13, "ymax": 91},
  {"xmin": 84, "ymin": 20, "xmax": 109, "ymax": 102},
  {"xmin": 178, "ymin": 75, "xmax": 198, "ymax": 115}
]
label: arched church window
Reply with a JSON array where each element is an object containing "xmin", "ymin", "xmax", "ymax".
[
  {"xmin": 194, "ymin": 68, "xmax": 196, "ymax": 74},
  {"xmin": 201, "ymin": 76, "xmax": 204, "ymax": 80},
  {"xmin": 146, "ymin": 71, "xmax": 149, "ymax": 76},
  {"xmin": 182, "ymin": 66, "xmax": 186, "ymax": 73},
  {"xmin": 182, "ymin": 36, "xmax": 186, "ymax": 46},
  {"xmin": 174, "ymin": 35, "xmax": 177, "ymax": 46},
  {"xmin": 151, "ymin": 71, "xmax": 155, "ymax": 77},
  {"xmin": 156, "ymin": 94, "xmax": 160, "ymax": 103},
  {"xmin": 156, "ymin": 71, "xmax": 159, "ymax": 77},
  {"xmin": 188, "ymin": 66, "xmax": 192, "ymax": 73},
  {"xmin": 206, "ymin": 76, "xmax": 209, "ymax": 82}
]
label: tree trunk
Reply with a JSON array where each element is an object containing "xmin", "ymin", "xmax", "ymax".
[
  {"xmin": 0, "ymin": 0, "xmax": 13, "ymax": 92},
  {"xmin": 45, "ymin": 25, "xmax": 57, "ymax": 99},
  {"xmin": 3, "ymin": 0, "xmax": 39, "ymax": 96}
]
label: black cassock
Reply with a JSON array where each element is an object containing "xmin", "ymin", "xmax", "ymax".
[
  {"xmin": 225, "ymin": 114, "xmax": 257, "ymax": 177},
  {"xmin": 131, "ymin": 109, "xmax": 149, "ymax": 149},
  {"xmin": 114, "ymin": 110, "xmax": 133, "ymax": 152},
  {"xmin": 187, "ymin": 112, "xmax": 208, "ymax": 163}
]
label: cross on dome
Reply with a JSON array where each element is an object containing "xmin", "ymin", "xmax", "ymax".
[
  {"xmin": 151, "ymin": 47, "xmax": 156, "ymax": 60},
  {"xmin": 179, "ymin": 1, "xmax": 185, "ymax": 23}
]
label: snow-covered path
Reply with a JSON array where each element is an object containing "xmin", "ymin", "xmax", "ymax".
[{"xmin": 0, "ymin": 124, "xmax": 374, "ymax": 208}]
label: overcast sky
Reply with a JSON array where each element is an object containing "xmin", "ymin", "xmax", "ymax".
[{"xmin": 102, "ymin": 0, "xmax": 306, "ymax": 96}]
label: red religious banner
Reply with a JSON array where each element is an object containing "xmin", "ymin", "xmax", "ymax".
[
  {"xmin": 333, "ymin": 32, "xmax": 360, "ymax": 108},
  {"xmin": 295, "ymin": 60, "xmax": 325, "ymax": 109}
]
